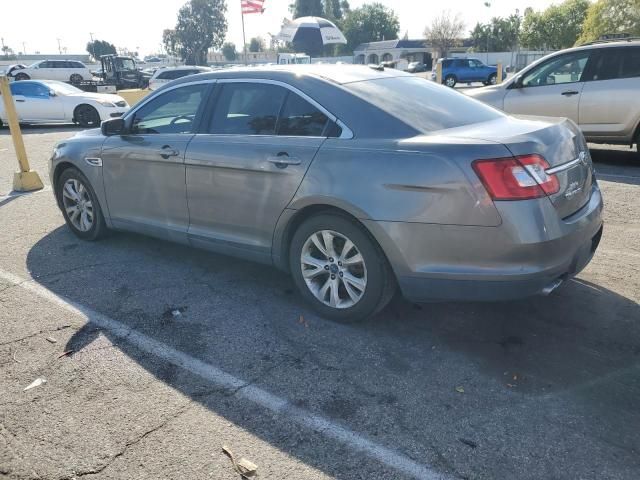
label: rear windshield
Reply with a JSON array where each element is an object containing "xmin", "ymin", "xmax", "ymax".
[{"xmin": 344, "ymin": 76, "xmax": 503, "ymax": 133}]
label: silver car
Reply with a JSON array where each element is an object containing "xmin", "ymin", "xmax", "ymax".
[
  {"xmin": 467, "ymin": 40, "xmax": 640, "ymax": 153},
  {"xmin": 50, "ymin": 65, "xmax": 603, "ymax": 321}
]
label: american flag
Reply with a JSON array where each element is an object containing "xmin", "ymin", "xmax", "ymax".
[{"xmin": 241, "ymin": 0, "xmax": 265, "ymax": 14}]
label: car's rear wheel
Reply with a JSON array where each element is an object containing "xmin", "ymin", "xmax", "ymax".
[
  {"xmin": 444, "ymin": 75, "xmax": 457, "ymax": 87},
  {"xmin": 74, "ymin": 105, "xmax": 100, "ymax": 128},
  {"xmin": 14, "ymin": 72, "xmax": 30, "ymax": 81},
  {"xmin": 57, "ymin": 168, "xmax": 107, "ymax": 241},
  {"xmin": 488, "ymin": 73, "xmax": 498, "ymax": 85},
  {"xmin": 70, "ymin": 73, "xmax": 83, "ymax": 84},
  {"xmin": 289, "ymin": 214, "xmax": 395, "ymax": 322}
]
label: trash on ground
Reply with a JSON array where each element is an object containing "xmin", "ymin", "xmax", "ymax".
[
  {"xmin": 24, "ymin": 377, "xmax": 46, "ymax": 391},
  {"xmin": 298, "ymin": 315, "xmax": 308, "ymax": 328},
  {"xmin": 455, "ymin": 386, "xmax": 465, "ymax": 393},
  {"xmin": 58, "ymin": 350, "xmax": 74, "ymax": 359},
  {"xmin": 459, "ymin": 437, "xmax": 478, "ymax": 449},
  {"xmin": 162, "ymin": 306, "xmax": 187, "ymax": 321},
  {"xmin": 222, "ymin": 445, "xmax": 258, "ymax": 478},
  {"xmin": 46, "ymin": 337, "xmax": 57, "ymax": 343}
]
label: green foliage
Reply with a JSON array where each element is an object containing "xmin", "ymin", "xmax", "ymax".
[
  {"xmin": 249, "ymin": 37, "xmax": 265, "ymax": 52},
  {"xmin": 520, "ymin": 0, "xmax": 590, "ymax": 50},
  {"xmin": 221, "ymin": 42, "xmax": 237, "ymax": 61},
  {"xmin": 578, "ymin": 0, "xmax": 640, "ymax": 44},
  {"xmin": 291, "ymin": 0, "xmax": 323, "ymax": 18},
  {"xmin": 86, "ymin": 40, "xmax": 117, "ymax": 59},
  {"xmin": 340, "ymin": 3, "xmax": 400, "ymax": 53},
  {"xmin": 164, "ymin": 0, "xmax": 227, "ymax": 65},
  {"xmin": 470, "ymin": 15, "xmax": 521, "ymax": 52}
]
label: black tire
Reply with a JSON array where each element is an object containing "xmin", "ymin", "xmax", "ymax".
[
  {"xmin": 488, "ymin": 73, "xmax": 498, "ymax": 85},
  {"xmin": 70, "ymin": 73, "xmax": 83, "ymax": 84},
  {"xmin": 289, "ymin": 213, "xmax": 396, "ymax": 323},
  {"xmin": 14, "ymin": 72, "xmax": 30, "ymax": 81},
  {"xmin": 444, "ymin": 75, "xmax": 457, "ymax": 88},
  {"xmin": 74, "ymin": 104, "xmax": 101, "ymax": 128},
  {"xmin": 56, "ymin": 168, "xmax": 108, "ymax": 241}
]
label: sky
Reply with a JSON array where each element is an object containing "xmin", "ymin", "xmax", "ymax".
[{"xmin": 2, "ymin": 0, "xmax": 560, "ymax": 57}]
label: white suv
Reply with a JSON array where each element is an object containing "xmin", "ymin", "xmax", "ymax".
[
  {"xmin": 467, "ymin": 40, "xmax": 640, "ymax": 154},
  {"xmin": 10, "ymin": 60, "xmax": 93, "ymax": 83}
]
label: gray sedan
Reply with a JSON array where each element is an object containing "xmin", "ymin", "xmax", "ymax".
[{"xmin": 49, "ymin": 65, "xmax": 603, "ymax": 321}]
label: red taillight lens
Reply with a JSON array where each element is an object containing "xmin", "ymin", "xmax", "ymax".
[{"xmin": 472, "ymin": 154, "xmax": 559, "ymax": 200}]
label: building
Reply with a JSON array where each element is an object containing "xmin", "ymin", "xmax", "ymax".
[
  {"xmin": 208, "ymin": 51, "xmax": 277, "ymax": 65},
  {"xmin": 353, "ymin": 39, "xmax": 433, "ymax": 67}
]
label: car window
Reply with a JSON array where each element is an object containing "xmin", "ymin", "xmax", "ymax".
[
  {"xmin": 11, "ymin": 82, "xmax": 50, "ymax": 98},
  {"xmin": 277, "ymin": 93, "xmax": 329, "ymax": 137},
  {"xmin": 209, "ymin": 83, "xmax": 287, "ymax": 135},
  {"xmin": 345, "ymin": 76, "xmax": 503, "ymax": 133},
  {"xmin": 39, "ymin": 61, "xmax": 51, "ymax": 68},
  {"xmin": 470, "ymin": 60, "xmax": 483, "ymax": 68},
  {"xmin": 131, "ymin": 83, "xmax": 208, "ymax": 134},
  {"xmin": 522, "ymin": 51, "xmax": 590, "ymax": 87},
  {"xmin": 587, "ymin": 47, "xmax": 640, "ymax": 81},
  {"xmin": 621, "ymin": 47, "xmax": 640, "ymax": 78}
]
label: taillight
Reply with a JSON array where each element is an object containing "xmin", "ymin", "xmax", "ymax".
[{"xmin": 472, "ymin": 154, "xmax": 560, "ymax": 200}]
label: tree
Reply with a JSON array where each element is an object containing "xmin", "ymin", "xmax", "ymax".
[
  {"xmin": 291, "ymin": 0, "xmax": 323, "ymax": 18},
  {"xmin": 221, "ymin": 42, "xmax": 237, "ymax": 61},
  {"xmin": 324, "ymin": 0, "xmax": 343, "ymax": 20},
  {"xmin": 163, "ymin": 0, "xmax": 227, "ymax": 65},
  {"xmin": 470, "ymin": 14, "xmax": 521, "ymax": 52},
  {"xmin": 249, "ymin": 37, "xmax": 265, "ymax": 52},
  {"xmin": 86, "ymin": 40, "xmax": 117, "ymax": 60},
  {"xmin": 424, "ymin": 11, "xmax": 465, "ymax": 57},
  {"xmin": 520, "ymin": 0, "xmax": 590, "ymax": 50},
  {"xmin": 578, "ymin": 0, "xmax": 640, "ymax": 44},
  {"xmin": 340, "ymin": 3, "xmax": 400, "ymax": 53}
]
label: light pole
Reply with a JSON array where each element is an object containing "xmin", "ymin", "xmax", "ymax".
[
  {"xmin": 484, "ymin": 2, "xmax": 491, "ymax": 64},
  {"xmin": 56, "ymin": 38, "xmax": 62, "ymax": 55},
  {"xmin": 22, "ymin": 42, "xmax": 26, "ymax": 56}
]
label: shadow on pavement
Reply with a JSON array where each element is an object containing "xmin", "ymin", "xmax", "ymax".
[
  {"xmin": 0, "ymin": 124, "xmax": 84, "ymax": 135},
  {"xmin": 25, "ymin": 225, "xmax": 640, "ymax": 479}
]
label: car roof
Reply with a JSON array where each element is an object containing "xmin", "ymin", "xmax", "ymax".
[{"xmin": 171, "ymin": 64, "xmax": 412, "ymax": 86}]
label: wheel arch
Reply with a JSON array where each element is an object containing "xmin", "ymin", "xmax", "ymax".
[
  {"xmin": 272, "ymin": 201, "xmax": 398, "ymax": 281},
  {"xmin": 73, "ymin": 103, "xmax": 101, "ymax": 123},
  {"xmin": 52, "ymin": 161, "xmax": 78, "ymax": 209}
]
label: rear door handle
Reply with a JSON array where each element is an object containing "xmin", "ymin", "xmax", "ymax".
[
  {"xmin": 15, "ymin": 99, "xmax": 25, "ymax": 102},
  {"xmin": 160, "ymin": 145, "xmax": 179, "ymax": 159},
  {"xmin": 267, "ymin": 152, "xmax": 301, "ymax": 168},
  {"xmin": 561, "ymin": 90, "xmax": 580, "ymax": 96}
]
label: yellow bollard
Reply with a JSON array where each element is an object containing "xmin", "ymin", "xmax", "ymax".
[
  {"xmin": 497, "ymin": 62, "xmax": 503, "ymax": 84},
  {"xmin": 436, "ymin": 61, "xmax": 443, "ymax": 84},
  {"xmin": 0, "ymin": 76, "xmax": 43, "ymax": 192}
]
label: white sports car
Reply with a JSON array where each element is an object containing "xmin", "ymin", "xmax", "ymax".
[{"xmin": 0, "ymin": 80, "xmax": 129, "ymax": 128}]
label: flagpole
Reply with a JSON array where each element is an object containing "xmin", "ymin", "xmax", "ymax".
[{"xmin": 241, "ymin": 3, "xmax": 248, "ymax": 65}]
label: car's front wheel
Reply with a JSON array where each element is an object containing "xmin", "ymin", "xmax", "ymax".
[
  {"xmin": 74, "ymin": 105, "xmax": 100, "ymax": 128},
  {"xmin": 488, "ymin": 73, "xmax": 498, "ymax": 85},
  {"xmin": 70, "ymin": 73, "xmax": 83, "ymax": 84},
  {"xmin": 14, "ymin": 72, "xmax": 30, "ymax": 81},
  {"xmin": 444, "ymin": 75, "xmax": 457, "ymax": 87},
  {"xmin": 289, "ymin": 213, "xmax": 395, "ymax": 322},
  {"xmin": 57, "ymin": 168, "xmax": 107, "ymax": 241}
]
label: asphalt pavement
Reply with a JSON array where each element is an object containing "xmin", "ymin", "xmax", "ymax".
[{"xmin": 0, "ymin": 126, "xmax": 639, "ymax": 480}]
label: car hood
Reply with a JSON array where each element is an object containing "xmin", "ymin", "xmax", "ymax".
[
  {"xmin": 71, "ymin": 128, "xmax": 103, "ymax": 138},
  {"xmin": 465, "ymin": 84, "xmax": 504, "ymax": 98},
  {"xmin": 67, "ymin": 92, "xmax": 126, "ymax": 104}
]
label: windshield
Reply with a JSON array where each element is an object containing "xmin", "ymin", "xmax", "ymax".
[
  {"xmin": 117, "ymin": 58, "xmax": 136, "ymax": 71},
  {"xmin": 344, "ymin": 76, "xmax": 504, "ymax": 133},
  {"xmin": 43, "ymin": 81, "xmax": 83, "ymax": 95}
]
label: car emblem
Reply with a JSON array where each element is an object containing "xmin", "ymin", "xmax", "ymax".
[{"xmin": 564, "ymin": 181, "xmax": 583, "ymax": 199}]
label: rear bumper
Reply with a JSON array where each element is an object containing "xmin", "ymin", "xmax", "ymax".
[{"xmin": 363, "ymin": 184, "xmax": 604, "ymax": 302}]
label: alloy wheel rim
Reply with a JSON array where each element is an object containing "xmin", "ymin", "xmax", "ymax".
[
  {"xmin": 300, "ymin": 230, "xmax": 367, "ymax": 309},
  {"xmin": 446, "ymin": 77, "xmax": 455, "ymax": 87},
  {"xmin": 61, "ymin": 178, "xmax": 94, "ymax": 232}
]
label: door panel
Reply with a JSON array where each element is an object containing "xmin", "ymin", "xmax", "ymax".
[
  {"xmin": 10, "ymin": 82, "xmax": 63, "ymax": 120},
  {"xmin": 185, "ymin": 135, "xmax": 323, "ymax": 260},
  {"xmin": 100, "ymin": 82, "xmax": 210, "ymax": 242},
  {"xmin": 504, "ymin": 83, "xmax": 584, "ymax": 121}
]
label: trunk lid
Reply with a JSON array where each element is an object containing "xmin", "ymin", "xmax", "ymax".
[{"xmin": 445, "ymin": 115, "xmax": 593, "ymax": 218}]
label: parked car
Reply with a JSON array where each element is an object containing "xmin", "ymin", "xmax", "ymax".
[
  {"xmin": 432, "ymin": 58, "xmax": 506, "ymax": 87},
  {"xmin": 148, "ymin": 66, "xmax": 212, "ymax": 90},
  {"xmin": 0, "ymin": 80, "xmax": 129, "ymax": 128},
  {"xmin": 407, "ymin": 62, "xmax": 428, "ymax": 73},
  {"xmin": 9, "ymin": 60, "xmax": 93, "ymax": 83},
  {"xmin": 466, "ymin": 40, "xmax": 640, "ymax": 154},
  {"xmin": 49, "ymin": 65, "xmax": 602, "ymax": 321}
]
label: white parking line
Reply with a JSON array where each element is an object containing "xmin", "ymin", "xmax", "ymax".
[
  {"xmin": 0, "ymin": 268, "xmax": 448, "ymax": 480},
  {"xmin": 0, "ymin": 185, "xmax": 52, "ymax": 202}
]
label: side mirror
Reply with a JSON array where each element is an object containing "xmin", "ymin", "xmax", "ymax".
[
  {"xmin": 101, "ymin": 117, "xmax": 126, "ymax": 136},
  {"xmin": 49, "ymin": 90, "xmax": 57, "ymax": 97},
  {"xmin": 512, "ymin": 75, "xmax": 524, "ymax": 89}
]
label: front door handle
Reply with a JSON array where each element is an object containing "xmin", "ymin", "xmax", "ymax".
[
  {"xmin": 561, "ymin": 90, "xmax": 580, "ymax": 96},
  {"xmin": 267, "ymin": 152, "xmax": 301, "ymax": 168},
  {"xmin": 15, "ymin": 99, "xmax": 25, "ymax": 102},
  {"xmin": 160, "ymin": 145, "xmax": 179, "ymax": 159}
]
